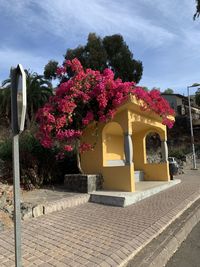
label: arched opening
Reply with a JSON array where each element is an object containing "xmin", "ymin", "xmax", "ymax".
[
  {"xmin": 102, "ymin": 122, "xmax": 125, "ymax": 166},
  {"xmin": 145, "ymin": 132, "xmax": 162, "ymax": 163}
]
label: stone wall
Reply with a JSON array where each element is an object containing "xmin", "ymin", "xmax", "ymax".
[
  {"xmin": 64, "ymin": 174, "xmax": 104, "ymax": 193},
  {"xmin": 0, "ymin": 183, "xmax": 13, "ymax": 231},
  {"xmin": 0, "ymin": 183, "xmax": 13, "ymax": 212}
]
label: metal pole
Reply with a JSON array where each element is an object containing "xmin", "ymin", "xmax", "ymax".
[
  {"xmin": 11, "ymin": 68, "xmax": 22, "ymax": 267},
  {"xmin": 13, "ymin": 135, "xmax": 22, "ymax": 267},
  {"xmin": 187, "ymin": 86, "xmax": 197, "ymax": 170}
]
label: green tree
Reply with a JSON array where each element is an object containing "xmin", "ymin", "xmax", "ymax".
[
  {"xmin": 0, "ymin": 71, "xmax": 53, "ymax": 127},
  {"xmin": 163, "ymin": 88, "xmax": 174, "ymax": 94},
  {"xmin": 44, "ymin": 60, "xmax": 58, "ymax": 80},
  {"xmin": 26, "ymin": 72, "xmax": 53, "ymax": 127},
  {"xmin": 45, "ymin": 33, "xmax": 143, "ymax": 83},
  {"xmin": 195, "ymin": 88, "xmax": 200, "ymax": 106},
  {"xmin": 194, "ymin": 0, "xmax": 200, "ymax": 20},
  {"xmin": 102, "ymin": 34, "xmax": 143, "ymax": 82},
  {"xmin": 0, "ymin": 79, "xmax": 11, "ymax": 125}
]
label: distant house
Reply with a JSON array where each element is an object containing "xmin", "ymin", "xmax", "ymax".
[
  {"xmin": 161, "ymin": 93, "xmax": 200, "ymax": 126},
  {"xmin": 161, "ymin": 93, "xmax": 188, "ymax": 116}
]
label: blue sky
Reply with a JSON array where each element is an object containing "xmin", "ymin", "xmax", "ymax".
[{"xmin": 0, "ymin": 0, "xmax": 200, "ymax": 94}]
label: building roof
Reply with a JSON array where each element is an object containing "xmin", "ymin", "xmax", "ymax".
[{"xmin": 161, "ymin": 93, "xmax": 188, "ymax": 100}]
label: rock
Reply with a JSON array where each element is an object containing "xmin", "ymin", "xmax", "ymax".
[
  {"xmin": 22, "ymin": 211, "xmax": 33, "ymax": 220},
  {"xmin": 3, "ymin": 205, "xmax": 14, "ymax": 216},
  {"xmin": 32, "ymin": 205, "xmax": 44, "ymax": 218},
  {"xmin": 64, "ymin": 174, "xmax": 103, "ymax": 193},
  {"xmin": 21, "ymin": 202, "xmax": 33, "ymax": 220},
  {"xmin": 0, "ymin": 183, "xmax": 14, "ymax": 220}
]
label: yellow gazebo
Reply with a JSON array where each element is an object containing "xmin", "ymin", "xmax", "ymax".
[{"xmin": 81, "ymin": 95, "xmax": 172, "ymax": 192}]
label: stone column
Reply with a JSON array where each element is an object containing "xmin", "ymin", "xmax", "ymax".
[
  {"xmin": 124, "ymin": 133, "xmax": 133, "ymax": 165},
  {"xmin": 161, "ymin": 140, "xmax": 168, "ymax": 162}
]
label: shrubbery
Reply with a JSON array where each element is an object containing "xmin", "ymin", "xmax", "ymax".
[
  {"xmin": 0, "ymin": 132, "xmax": 78, "ymax": 189},
  {"xmin": 168, "ymin": 148, "xmax": 190, "ymax": 161}
]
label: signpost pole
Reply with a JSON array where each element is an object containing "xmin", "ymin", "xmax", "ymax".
[
  {"xmin": 11, "ymin": 64, "xmax": 26, "ymax": 267},
  {"xmin": 13, "ymin": 134, "xmax": 22, "ymax": 267}
]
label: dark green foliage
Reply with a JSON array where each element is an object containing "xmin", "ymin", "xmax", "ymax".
[
  {"xmin": 103, "ymin": 34, "xmax": 143, "ymax": 83},
  {"xmin": 85, "ymin": 33, "xmax": 107, "ymax": 71},
  {"xmin": 64, "ymin": 33, "xmax": 143, "ymax": 83},
  {"xmin": 168, "ymin": 149, "xmax": 188, "ymax": 161},
  {"xmin": 0, "ymin": 71, "xmax": 53, "ymax": 127},
  {"xmin": 163, "ymin": 88, "xmax": 174, "ymax": 94},
  {"xmin": 25, "ymin": 72, "xmax": 53, "ymax": 127},
  {"xmin": 194, "ymin": 0, "xmax": 200, "ymax": 20},
  {"xmin": 0, "ymin": 139, "xmax": 12, "ymax": 162},
  {"xmin": 0, "ymin": 132, "xmax": 79, "ymax": 189},
  {"xmin": 0, "ymin": 80, "xmax": 11, "ymax": 125},
  {"xmin": 195, "ymin": 88, "xmax": 200, "ymax": 106},
  {"xmin": 44, "ymin": 60, "xmax": 59, "ymax": 80}
]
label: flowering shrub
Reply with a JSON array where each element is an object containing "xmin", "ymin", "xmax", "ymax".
[{"xmin": 36, "ymin": 58, "xmax": 174, "ymax": 159}]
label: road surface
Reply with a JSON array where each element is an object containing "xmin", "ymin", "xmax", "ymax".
[{"xmin": 166, "ymin": 220, "xmax": 200, "ymax": 267}]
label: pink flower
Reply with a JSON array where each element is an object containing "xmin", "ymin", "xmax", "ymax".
[
  {"xmin": 82, "ymin": 111, "xmax": 94, "ymax": 126},
  {"xmin": 56, "ymin": 80, "xmax": 73, "ymax": 96},
  {"xmin": 162, "ymin": 118, "xmax": 174, "ymax": 128},
  {"xmin": 56, "ymin": 116, "xmax": 66, "ymax": 129},
  {"xmin": 79, "ymin": 143, "xmax": 93, "ymax": 153},
  {"xmin": 41, "ymin": 137, "xmax": 53, "ymax": 148},
  {"xmin": 64, "ymin": 145, "xmax": 73, "ymax": 152},
  {"xmin": 65, "ymin": 58, "xmax": 83, "ymax": 73},
  {"xmin": 57, "ymin": 99, "xmax": 76, "ymax": 113},
  {"xmin": 56, "ymin": 129, "xmax": 82, "ymax": 140},
  {"xmin": 56, "ymin": 66, "xmax": 66, "ymax": 76},
  {"xmin": 103, "ymin": 68, "xmax": 114, "ymax": 79}
]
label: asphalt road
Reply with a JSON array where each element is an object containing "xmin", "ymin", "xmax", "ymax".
[{"xmin": 166, "ymin": 220, "xmax": 200, "ymax": 267}]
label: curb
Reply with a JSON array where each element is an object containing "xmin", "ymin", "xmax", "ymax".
[
  {"xmin": 90, "ymin": 180, "xmax": 181, "ymax": 207},
  {"xmin": 22, "ymin": 194, "xmax": 90, "ymax": 220},
  {"xmin": 125, "ymin": 196, "xmax": 200, "ymax": 267}
]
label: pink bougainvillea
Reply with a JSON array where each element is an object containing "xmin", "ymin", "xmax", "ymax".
[{"xmin": 36, "ymin": 58, "xmax": 174, "ymax": 157}]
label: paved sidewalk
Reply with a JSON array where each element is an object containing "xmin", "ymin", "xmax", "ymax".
[{"xmin": 0, "ymin": 166, "xmax": 200, "ymax": 267}]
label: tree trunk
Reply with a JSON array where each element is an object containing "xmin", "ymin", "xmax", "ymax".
[
  {"xmin": 76, "ymin": 139, "xmax": 83, "ymax": 174},
  {"xmin": 76, "ymin": 150, "xmax": 83, "ymax": 174}
]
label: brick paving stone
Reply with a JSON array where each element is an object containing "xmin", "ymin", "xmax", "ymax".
[
  {"xmin": 2, "ymin": 260, "xmax": 15, "ymax": 267},
  {"xmin": 37, "ymin": 263, "xmax": 53, "ymax": 267},
  {"xmin": 105, "ymin": 256, "xmax": 119, "ymax": 265},
  {"xmin": 110, "ymin": 252, "xmax": 124, "ymax": 263},
  {"xmin": 74, "ymin": 256, "xmax": 89, "ymax": 265},
  {"xmin": 52, "ymin": 263, "xmax": 65, "ymax": 267},
  {"xmin": 99, "ymin": 262, "xmax": 112, "ymax": 267},
  {"xmin": 85, "ymin": 262, "xmax": 99, "ymax": 267}
]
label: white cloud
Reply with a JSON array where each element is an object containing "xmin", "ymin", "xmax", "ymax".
[
  {"xmin": 0, "ymin": 0, "xmax": 176, "ymax": 48},
  {"xmin": 40, "ymin": 0, "xmax": 176, "ymax": 47}
]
